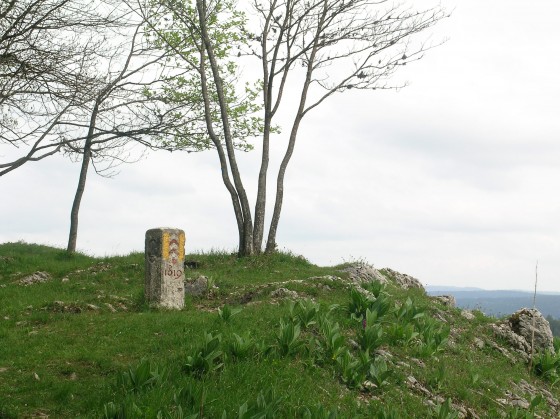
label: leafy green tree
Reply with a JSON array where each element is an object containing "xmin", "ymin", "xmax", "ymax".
[{"xmin": 146, "ymin": 0, "xmax": 447, "ymax": 256}]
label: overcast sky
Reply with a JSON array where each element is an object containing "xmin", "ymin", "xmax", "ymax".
[{"xmin": 1, "ymin": 0, "xmax": 559, "ymax": 292}]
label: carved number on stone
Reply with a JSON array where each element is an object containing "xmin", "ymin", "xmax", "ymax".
[{"xmin": 164, "ymin": 268, "xmax": 183, "ymax": 279}]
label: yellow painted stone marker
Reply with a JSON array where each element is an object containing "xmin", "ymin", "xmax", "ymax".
[{"xmin": 145, "ymin": 228, "xmax": 185, "ymax": 309}]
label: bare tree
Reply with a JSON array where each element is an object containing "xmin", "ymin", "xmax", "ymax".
[
  {"xmin": 0, "ymin": 0, "xmax": 114, "ymax": 174},
  {"xmin": 149, "ymin": 0, "xmax": 448, "ymax": 256},
  {"xmin": 1, "ymin": 0, "xmax": 209, "ymax": 253},
  {"xmin": 63, "ymin": 6, "xmax": 209, "ymax": 253}
]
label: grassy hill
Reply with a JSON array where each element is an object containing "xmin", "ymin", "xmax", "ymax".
[{"xmin": 0, "ymin": 242, "xmax": 559, "ymax": 418}]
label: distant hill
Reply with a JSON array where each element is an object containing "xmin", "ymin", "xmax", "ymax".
[{"xmin": 426, "ymin": 286, "xmax": 560, "ymax": 319}]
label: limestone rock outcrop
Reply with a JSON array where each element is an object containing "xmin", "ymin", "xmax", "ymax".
[
  {"xmin": 433, "ymin": 295, "xmax": 456, "ymax": 308},
  {"xmin": 491, "ymin": 308, "xmax": 555, "ymax": 361},
  {"xmin": 383, "ymin": 268, "xmax": 424, "ymax": 290},
  {"xmin": 341, "ymin": 263, "xmax": 388, "ymax": 285},
  {"xmin": 508, "ymin": 308, "xmax": 555, "ymax": 354},
  {"xmin": 19, "ymin": 271, "xmax": 51, "ymax": 286},
  {"xmin": 340, "ymin": 263, "xmax": 425, "ymax": 292}
]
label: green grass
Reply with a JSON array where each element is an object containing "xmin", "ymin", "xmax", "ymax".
[{"xmin": 0, "ymin": 242, "xmax": 559, "ymax": 418}]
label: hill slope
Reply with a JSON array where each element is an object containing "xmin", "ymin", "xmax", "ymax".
[{"xmin": 0, "ymin": 242, "xmax": 559, "ymax": 418}]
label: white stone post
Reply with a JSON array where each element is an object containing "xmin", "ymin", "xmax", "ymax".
[{"xmin": 145, "ymin": 228, "xmax": 185, "ymax": 309}]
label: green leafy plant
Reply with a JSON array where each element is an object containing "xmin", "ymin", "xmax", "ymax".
[
  {"xmin": 553, "ymin": 337, "xmax": 560, "ymax": 353},
  {"xmin": 227, "ymin": 388, "xmax": 284, "ymax": 419},
  {"xmin": 361, "ymin": 280, "xmax": 386, "ymax": 299},
  {"xmin": 368, "ymin": 293, "xmax": 392, "ymax": 321},
  {"xmin": 415, "ymin": 318, "xmax": 450, "ymax": 357},
  {"xmin": 427, "ymin": 363, "xmax": 447, "ymax": 392},
  {"xmin": 217, "ymin": 304, "xmax": 242, "ymax": 322},
  {"xmin": 387, "ymin": 323, "xmax": 419, "ymax": 347},
  {"xmin": 372, "ymin": 406, "xmax": 400, "ymax": 419},
  {"xmin": 172, "ymin": 383, "xmax": 206, "ymax": 416},
  {"xmin": 533, "ymin": 350, "xmax": 560, "ymax": 383},
  {"xmin": 289, "ymin": 298, "xmax": 321, "ymax": 329},
  {"xmin": 275, "ymin": 320, "xmax": 303, "ymax": 356},
  {"xmin": 432, "ymin": 398, "xmax": 459, "ymax": 419},
  {"xmin": 394, "ymin": 297, "xmax": 425, "ymax": 324},
  {"xmin": 155, "ymin": 405, "xmax": 199, "ymax": 419},
  {"xmin": 319, "ymin": 317, "xmax": 346, "ymax": 362},
  {"xmin": 347, "ymin": 288, "xmax": 375, "ymax": 320},
  {"xmin": 367, "ymin": 358, "xmax": 392, "ymax": 390},
  {"xmin": 335, "ymin": 349, "xmax": 366, "ymax": 389},
  {"xmin": 102, "ymin": 400, "xmax": 143, "ymax": 419},
  {"xmin": 184, "ymin": 332, "xmax": 224, "ymax": 377},
  {"xmin": 116, "ymin": 359, "xmax": 169, "ymax": 394},
  {"xmin": 468, "ymin": 368, "xmax": 480, "ymax": 388},
  {"xmin": 359, "ymin": 309, "xmax": 385, "ymax": 352},
  {"xmin": 227, "ymin": 333, "xmax": 255, "ymax": 361},
  {"xmin": 300, "ymin": 403, "xmax": 339, "ymax": 418}
]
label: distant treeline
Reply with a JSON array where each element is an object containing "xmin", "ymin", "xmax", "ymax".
[{"xmin": 546, "ymin": 315, "xmax": 560, "ymax": 337}]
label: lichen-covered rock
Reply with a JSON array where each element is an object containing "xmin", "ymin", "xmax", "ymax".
[
  {"xmin": 491, "ymin": 323, "xmax": 530, "ymax": 362},
  {"xmin": 307, "ymin": 275, "xmax": 341, "ymax": 282},
  {"xmin": 340, "ymin": 263, "xmax": 388, "ymax": 284},
  {"xmin": 340, "ymin": 263, "xmax": 425, "ymax": 292},
  {"xmin": 461, "ymin": 310, "xmax": 475, "ymax": 320},
  {"xmin": 490, "ymin": 308, "xmax": 554, "ymax": 361},
  {"xmin": 433, "ymin": 295, "xmax": 456, "ymax": 308},
  {"xmin": 185, "ymin": 275, "xmax": 217, "ymax": 297},
  {"xmin": 270, "ymin": 287, "xmax": 299, "ymax": 299},
  {"xmin": 507, "ymin": 308, "xmax": 554, "ymax": 354},
  {"xmin": 19, "ymin": 271, "xmax": 51, "ymax": 286},
  {"xmin": 383, "ymin": 268, "xmax": 425, "ymax": 291}
]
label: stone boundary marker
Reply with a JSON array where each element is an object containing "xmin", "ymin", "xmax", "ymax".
[{"xmin": 145, "ymin": 228, "xmax": 185, "ymax": 309}]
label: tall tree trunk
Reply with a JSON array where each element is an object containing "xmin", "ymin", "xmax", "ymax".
[
  {"xmin": 67, "ymin": 140, "xmax": 92, "ymax": 253},
  {"xmin": 265, "ymin": 0, "xmax": 327, "ymax": 253},
  {"xmin": 252, "ymin": 5, "xmax": 278, "ymax": 253},
  {"xmin": 264, "ymin": 117, "xmax": 301, "ymax": 253},
  {"xmin": 197, "ymin": 0, "xmax": 254, "ymax": 256},
  {"xmin": 67, "ymin": 103, "xmax": 99, "ymax": 253},
  {"xmin": 253, "ymin": 122, "xmax": 271, "ymax": 253}
]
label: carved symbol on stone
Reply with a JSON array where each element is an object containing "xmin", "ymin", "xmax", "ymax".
[{"xmin": 169, "ymin": 237, "xmax": 180, "ymax": 264}]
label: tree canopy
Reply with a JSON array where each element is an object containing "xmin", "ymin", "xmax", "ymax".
[{"xmin": 147, "ymin": 0, "xmax": 447, "ymax": 255}]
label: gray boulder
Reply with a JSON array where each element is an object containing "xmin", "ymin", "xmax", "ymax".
[
  {"xmin": 340, "ymin": 263, "xmax": 425, "ymax": 292},
  {"xmin": 270, "ymin": 287, "xmax": 299, "ymax": 299},
  {"xmin": 433, "ymin": 295, "xmax": 456, "ymax": 308},
  {"xmin": 383, "ymin": 268, "xmax": 425, "ymax": 291},
  {"xmin": 507, "ymin": 308, "xmax": 555, "ymax": 354},
  {"xmin": 340, "ymin": 263, "xmax": 388, "ymax": 285},
  {"xmin": 185, "ymin": 275, "xmax": 217, "ymax": 297},
  {"xmin": 19, "ymin": 271, "xmax": 51, "ymax": 286},
  {"xmin": 491, "ymin": 308, "xmax": 555, "ymax": 361}
]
